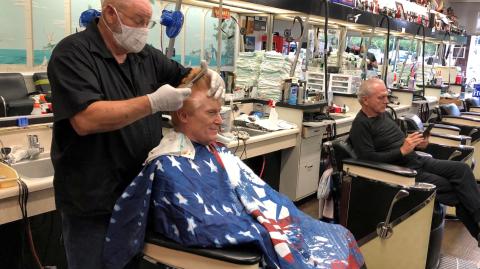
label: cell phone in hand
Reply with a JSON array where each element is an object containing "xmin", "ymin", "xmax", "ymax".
[{"xmin": 423, "ymin": 124, "xmax": 435, "ymax": 137}]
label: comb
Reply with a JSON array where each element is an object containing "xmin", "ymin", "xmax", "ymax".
[{"xmin": 186, "ymin": 64, "xmax": 208, "ymax": 87}]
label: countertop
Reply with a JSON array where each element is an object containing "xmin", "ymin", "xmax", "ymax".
[
  {"xmin": 302, "ymin": 104, "xmax": 411, "ymax": 128},
  {"xmin": 0, "ymin": 176, "xmax": 53, "ymax": 200}
]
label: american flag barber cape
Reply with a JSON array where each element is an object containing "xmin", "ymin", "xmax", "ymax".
[{"xmin": 103, "ymin": 142, "xmax": 364, "ymax": 269}]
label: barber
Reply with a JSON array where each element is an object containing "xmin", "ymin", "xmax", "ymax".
[
  {"xmin": 359, "ymin": 45, "xmax": 378, "ymax": 70},
  {"xmin": 47, "ymin": 0, "xmax": 224, "ymax": 268},
  {"xmin": 349, "ymin": 78, "xmax": 480, "ymax": 245}
]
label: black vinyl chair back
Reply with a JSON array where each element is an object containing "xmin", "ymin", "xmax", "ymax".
[
  {"xmin": 32, "ymin": 72, "xmax": 51, "ymax": 94},
  {"xmin": 0, "ymin": 73, "xmax": 28, "ymax": 100},
  {"xmin": 465, "ymin": 97, "xmax": 480, "ymax": 111},
  {"xmin": 439, "ymin": 103, "xmax": 462, "ymax": 117},
  {"xmin": 331, "ymin": 138, "xmax": 357, "ymax": 172},
  {"xmin": 402, "ymin": 114, "xmax": 425, "ymax": 132}
]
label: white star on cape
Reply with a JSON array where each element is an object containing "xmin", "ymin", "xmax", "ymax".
[
  {"xmin": 167, "ymin": 156, "xmax": 183, "ymax": 172},
  {"xmin": 225, "ymin": 234, "xmax": 237, "ymax": 244},
  {"xmin": 186, "ymin": 217, "xmax": 197, "ymax": 235},
  {"xmin": 172, "ymin": 224, "xmax": 179, "ymax": 237},
  {"xmin": 211, "ymin": 205, "xmax": 223, "ymax": 215},
  {"xmin": 189, "ymin": 159, "xmax": 201, "ymax": 175},
  {"xmin": 175, "ymin": 192, "xmax": 188, "ymax": 205},
  {"xmin": 239, "ymin": 231, "xmax": 254, "ymax": 238},
  {"xmin": 194, "ymin": 193, "xmax": 204, "ymax": 204},
  {"xmin": 222, "ymin": 205, "xmax": 233, "ymax": 214},
  {"xmin": 155, "ymin": 160, "xmax": 164, "ymax": 172},
  {"xmin": 203, "ymin": 158, "xmax": 218, "ymax": 173},
  {"xmin": 204, "ymin": 205, "xmax": 213, "ymax": 215},
  {"xmin": 162, "ymin": 197, "xmax": 171, "ymax": 205}
]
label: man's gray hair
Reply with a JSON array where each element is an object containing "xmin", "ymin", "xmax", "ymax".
[{"xmin": 357, "ymin": 78, "xmax": 385, "ymax": 104}]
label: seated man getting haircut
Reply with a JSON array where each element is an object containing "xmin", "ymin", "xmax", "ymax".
[
  {"xmin": 103, "ymin": 69, "xmax": 365, "ymax": 269},
  {"xmin": 349, "ymin": 78, "xmax": 480, "ymax": 245}
]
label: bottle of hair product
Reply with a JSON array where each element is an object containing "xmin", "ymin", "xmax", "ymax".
[{"xmin": 288, "ymin": 79, "xmax": 299, "ymax": 105}]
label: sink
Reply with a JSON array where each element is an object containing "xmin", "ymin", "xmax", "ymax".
[
  {"xmin": 231, "ymin": 126, "xmax": 269, "ymax": 137},
  {"xmin": 11, "ymin": 155, "xmax": 54, "ymax": 179}
]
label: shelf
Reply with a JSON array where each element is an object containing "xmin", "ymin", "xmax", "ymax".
[{"xmin": 241, "ymin": 0, "xmax": 467, "ymax": 44}]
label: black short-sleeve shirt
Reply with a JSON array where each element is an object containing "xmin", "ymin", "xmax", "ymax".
[{"xmin": 48, "ymin": 19, "xmax": 190, "ymax": 216}]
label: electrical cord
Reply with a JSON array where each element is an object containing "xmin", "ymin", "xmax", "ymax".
[
  {"xmin": 17, "ymin": 178, "xmax": 43, "ymax": 269},
  {"xmin": 284, "ymin": 16, "xmax": 305, "ymax": 43},
  {"xmin": 417, "ymin": 23, "xmax": 425, "ymax": 97},
  {"xmin": 259, "ymin": 155, "xmax": 266, "ymax": 179},
  {"xmin": 323, "ymin": 0, "xmax": 329, "ymax": 105},
  {"xmin": 379, "ymin": 15, "xmax": 390, "ymax": 84},
  {"xmin": 239, "ymin": 138, "xmax": 248, "ymax": 159}
]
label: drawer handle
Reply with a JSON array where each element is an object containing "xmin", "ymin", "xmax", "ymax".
[{"xmin": 305, "ymin": 165, "xmax": 313, "ymax": 169}]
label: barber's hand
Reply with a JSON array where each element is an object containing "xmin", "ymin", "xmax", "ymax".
[
  {"xmin": 400, "ymin": 132, "xmax": 425, "ymax": 155},
  {"xmin": 201, "ymin": 61, "xmax": 225, "ymax": 99},
  {"xmin": 147, "ymin": 84, "xmax": 191, "ymax": 113}
]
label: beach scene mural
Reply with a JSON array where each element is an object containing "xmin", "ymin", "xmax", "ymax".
[
  {"xmin": 33, "ymin": 0, "xmax": 64, "ymax": 66},
  {"xmin": 1, "ymin": 0, "xmax": 235, "ymax": 68},
  {"xmin": 0, "ymin": 0, "xmax": 27, "ymax": 64}
]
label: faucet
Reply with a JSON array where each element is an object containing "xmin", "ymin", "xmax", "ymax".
[{"xmin": 27, "ymin": 135, "xmax": 44, "ymax": 159}]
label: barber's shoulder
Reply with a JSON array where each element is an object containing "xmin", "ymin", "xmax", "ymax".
[{"xmin": 53, "ymin": 32, "xmax": 89, "ymax": 55}]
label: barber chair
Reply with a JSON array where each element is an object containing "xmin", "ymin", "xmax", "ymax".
[
  {"xmin": 436, "ymin": 103, "xmax": 480, "ymax": 178},
  {"xmin": 464, "ymin": 97, "xmax": 480, "ymax": 113},
  {"xmin": 325, "ymin": 138, "xmax": 468, "ymax": 269},
  {"xmin": 143, "ymin": 233, "xmax": 261, "ymax": 269},
  {"xmin": 0, "ymin": 73, "xmax": 34, "ymax": 116},
  {"xmin": 402, "ymin": 114, "xmax": 474, "ymax": 158}
]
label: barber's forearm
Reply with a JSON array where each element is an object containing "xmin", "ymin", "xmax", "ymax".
[{"xmin": 70, "ymin": 96, "xmax": 152, "ymax": 136}]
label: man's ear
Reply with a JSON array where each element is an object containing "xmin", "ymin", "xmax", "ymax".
[{"xmin": 175, "ymin": 110, "xmax": 189, "ymax": 123}]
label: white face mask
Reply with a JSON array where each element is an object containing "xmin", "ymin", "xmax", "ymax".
[{"xmin": 103, "ymin": 7, "xmax": 149, "ymax": 53}]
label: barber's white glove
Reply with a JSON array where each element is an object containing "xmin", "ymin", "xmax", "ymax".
[
  {"xmin": 147, "ymin": 84, "xmax": 191, "ymax": 113},
  {"xmin": 201, "ymin": 61, "xmax": 225, "ymax": 99}
]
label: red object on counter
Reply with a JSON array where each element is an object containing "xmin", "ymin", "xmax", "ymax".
[{"xmin": 455, "ymin": 73, "xmax": 462, "ymax": 84}]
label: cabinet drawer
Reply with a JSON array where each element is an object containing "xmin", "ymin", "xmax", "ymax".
[
  {"xmin": 296, "ymin": 156, "xmax": 321, "ymax": 199},
  {"xmin": 300, "ymin": 136, "xmax": 322, "ymax": 160},
  {"xmin": 302, "ymin": 126, "xmax": 326, "ymax": 138}
]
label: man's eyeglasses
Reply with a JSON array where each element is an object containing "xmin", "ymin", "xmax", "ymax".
[
  {"xmin": 114, "ymin": 6, "xmax": 157, "ymax": 29},
  {"xmin": 145, "ymin": 20, "xmax": 157, "ymax": 29}
]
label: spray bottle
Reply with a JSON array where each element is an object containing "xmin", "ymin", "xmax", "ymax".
[
  {"xmin": 268, "ymin": 99, "xmax": 278, "ymax": 127},
  {"xmin": 31, "ymin": 95, "xmax": 42, "ymax": 115}
]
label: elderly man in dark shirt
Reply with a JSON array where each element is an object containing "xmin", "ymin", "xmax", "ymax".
[{"xmin": 349, "ymin": 78, "xmax": 480, "ymax": 245}]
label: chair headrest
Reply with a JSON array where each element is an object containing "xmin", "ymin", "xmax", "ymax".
[
  {"xmin": 439, "ymin": 103, "xmax": 461, "ymax": 117},
  {"xmin": 402, "ymin": 114, "xmax": 424, "ymax": 131}
]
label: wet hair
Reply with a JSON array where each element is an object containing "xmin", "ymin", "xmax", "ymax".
[{"xmin": 170, "ymin": 69, "xmax": 213, "ymax": 127}]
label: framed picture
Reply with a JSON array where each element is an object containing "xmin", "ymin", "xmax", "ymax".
[
  {"xmin": 395, "ymin": 2, "xmax": 405, "ymax": 20},
  {"xmin": 452, "ymin": 46, "xmax": 466, "ymax": 59},
  {"xmin": 245, "ymin": 36, "xmax": 256, "ymax": 52}
]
